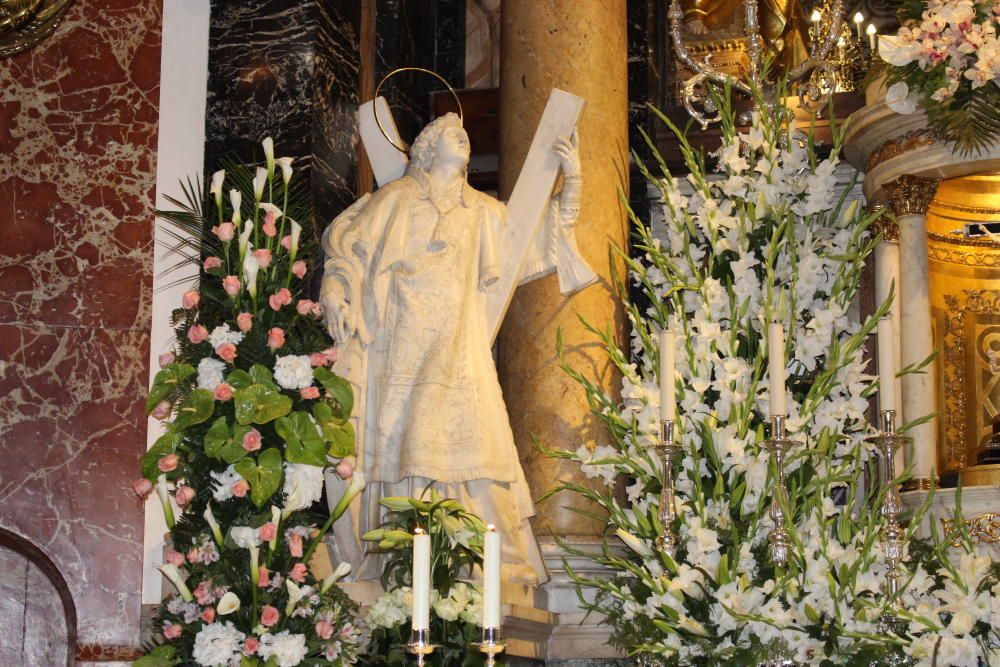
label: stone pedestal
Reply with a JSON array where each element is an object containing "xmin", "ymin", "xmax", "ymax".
[{"xmin": 496, "ymin": 0, "xmax": 629, "ymax": 539}]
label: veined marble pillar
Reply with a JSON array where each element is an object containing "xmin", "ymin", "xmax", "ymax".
[
  {"xmin": 497, "ymin": 0, "xmax": 628, "ymax": 537},
  {"xmin": 884, "ymin": 174, "xmax": 941, "ymax": 488},
  {"xmin": 872, "ymin": 214, "xmax": 905, "ymax": 476}
]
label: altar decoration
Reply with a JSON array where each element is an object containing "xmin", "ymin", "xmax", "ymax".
[
  {"xmin": 877, "ymin": 0, "xmax": 1000, "ymax": 153},
  {"xmin": 362, "ymin": 491, "xmax": 493, "ymax": 666},
  {"xmin": 546, "ymin": 85, "xmax": 1000, "ymax": 665},
  {"xmin": 133, "ymin": 139, "xmax": 367, "ymax": 667}
]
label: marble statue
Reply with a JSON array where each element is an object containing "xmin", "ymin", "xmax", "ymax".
[{"xmin": 320, "ymin": 112, "xmax": 596, "ymax": 585}]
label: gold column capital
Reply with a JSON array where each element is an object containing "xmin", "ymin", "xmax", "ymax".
[
  {"xmin": 870, "ymin": 208, "xmax": 899, "ymax": 242},
  {"xmin": 883, "ymin": 174, "xmax": 941, "ymax": 218}
]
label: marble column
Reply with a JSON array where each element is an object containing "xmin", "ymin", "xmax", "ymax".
[
  {"xmin": 884, "ymin": 174, "xmax": 941, "ymax": 488},
  {"xmin": 497, "ymin": 0, "xmax": 629, "ymax": 537},
  {"xmin": 872, "ymin": 213, "xmax": 905, "ymax": 476}
]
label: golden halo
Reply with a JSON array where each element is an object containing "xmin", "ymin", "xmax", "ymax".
[{"xmin": 373, "ymin": 67, "xmax": 464, "ymax": 154}]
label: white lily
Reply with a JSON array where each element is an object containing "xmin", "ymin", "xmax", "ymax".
[
  {"xmin": 157, "ymin": 563, "xmax": 193, "ymax": 602},
  {"xmin": 155, "ymin": 474, "xmax": 175, "ymax": 529},
  {"xmin": 238, "ymin": 219, "xmax": 254, "ymax": 263},
  {"xmin": 269, "ymin": 506, "xmax": 281, "ymax": 551},
  {"xmin": 285, "ymin": 579, "xmax": 304, "ymax": 616},
  {"xmin": 615, "ymin": 527, "xmax": 653, "ymax": 558},
  {"xmin": 276, "ymin": 156, "xmax": 294, "ymax": 185},
  {"xmin": 229, "ymin": 189, "xmax": 242, "ymax": 224},
  {"xmin": 253, "ymin": 167, "xmax": 267, "ymax": 201},
  {"xmin": 210, "ymin": 170, "xmax": 226, "ymax": 207},
  {"xmin": 885, "ymin": 81, "xmax": 918, "ymax": 115},
  {"xmin": 203, "ymin": 503, "xmax": 223, "ymax": 545},
  {"xmin": 259, "ymin": 202, "xmax": 283, "ymax": 221},
  {"xmin": 243, "ymin": 252, "xmax": 260, "ymax": 299},
  {"xmin": 262, "ymin": 136, "xmax": 275, "ymax": 178},
  {"xmin": 231, "ymin": 526, "xmax": 262, "ymax": 583},
  {"xmin": 217, "ymin": 591, "xmax": 241, "ymax": 615},
  {"xmin": 289, "ymin": 218, "xmax": 302, "ymax": 262},
  {"xmin": 321, "ymin": 562, "xmax": 352, "ymax": 594},
  {"xmin": 330, "ymin": 471, "xmax": 366, "ymax": 521}
]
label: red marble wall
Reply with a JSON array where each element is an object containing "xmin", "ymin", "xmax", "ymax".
[{"xmin": 0, "ymin": 0, "xmax": 162, "ymax": 660}]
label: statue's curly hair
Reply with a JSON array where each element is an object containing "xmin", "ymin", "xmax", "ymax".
[{"xmin": 408, "ymin": 112, "xmax": 464, "ymax": 172}]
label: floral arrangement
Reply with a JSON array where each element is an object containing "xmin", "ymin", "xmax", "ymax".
[
  {"xmin": 362, "ymin": 491, "xmax": 489, "ymax": 666},
  {"xmin": 134, "ymin": 138, "xmax": 368, "ymax": 667},
  {"xmin": 546, "ymin": 84, "xmax": 1000, "ymax": 665},
  {"xmin": 878, "ymin": 0, "xmax": 1000, "ymax": 153}
]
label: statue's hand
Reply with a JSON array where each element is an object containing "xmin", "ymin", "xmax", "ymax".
[
  {"xmin": 685, "ymin": 17, "xmax": 708, "ymax": 36},
  {"xmin": 321, "ymin": 291, "xmax": 356, "ymax": 344},
  {"xmin": 553, "ymin": 130, "xmax": 581, "ymax": 180}
]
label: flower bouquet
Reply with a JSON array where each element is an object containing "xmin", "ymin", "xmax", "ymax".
[
  {"xmin": 545, "ymin": 82, "xmax": 1000, "ymax": 665},
  {"xmin": 134, "ymin": 138, "xmax": 368, "ymax": 667},
  {"xmin": 877, "ymin": 0, "xmax": 1000, "ymax": 154}
]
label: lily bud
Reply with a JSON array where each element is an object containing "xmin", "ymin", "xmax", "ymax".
[
  {"xmin": 253, "ymin": 167, "xmax": 267, "ymax": 201},
  {"xmin": 155, "ymin": 474, "xmax": 175, "ymax": 529},
  {"xmin": 230, "ymin": 189, "xmax": 242, "ymax": 225},
  {"xmin": 262, "ymin": 137, "xmax": 275, "ymax": 178},
  {"xmin": 157, "ymin": 563, "xmax": 193, "ymax": 602},
  {"xmin": 276, "ymin": 157, "xmax": 294, "ymax": 185},
  {"xmin": 321, "ymin": 562, "xmax": 352, "ymax": 594},
  {"xmin": 203, "ymin": 504, "xmax": 224, "ymax": 546},
  {"xmin": 210, "ymin": 170, "xmax": 225, "ymax": 207},
  {"xmin": 615, "ymin": 527, "xmax": 653, "ymax": 558}
]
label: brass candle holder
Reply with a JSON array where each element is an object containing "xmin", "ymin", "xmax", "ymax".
[
  {"xmin": 406, "ymin": 628, "xmax": 438, "ymax": 666},
  {"xmin": 763, "ymin": 414, "xmax": 793, "ymax": 566},
  {"xmin": 655, "ymin": 419, "xmax": 682, "ymax": 558},
  {"xmin": 471, "ymin": 626, "xmax": 506, "ymax": 666}
]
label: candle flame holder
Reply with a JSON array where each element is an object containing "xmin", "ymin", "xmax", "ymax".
[
  {"xmin": 655, "ymin": 419, "xmax": 682, "ymax": 559},
  {"xmin": 406, "ymin": 628, "xmax": 438, "ymax": 666},
  {"xmin": 471, "ymin": 626, "xmax": 506, "ymax": 666},
  {"xmin": 763, "ymin": 414, "xmax": 793, "ymax": 566}
]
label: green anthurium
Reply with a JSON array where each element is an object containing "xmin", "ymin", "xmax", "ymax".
[
  {"xmin": 226, "ymin": 369, "xmax": 253, "ymax": 389},
  {"xmin": 145, "ymin": 363, "xmax": 195, "ymax": 412},
  {"xmin": 314, "ymin": 367, "xmax": 353, "ymax": 418},
  {"xmin": 312, "ymin": 402, "xmax": 356, "ymax": 457},
  {"xmin": 249, "ymin": 364, "xmax": 274, "ymax": 386},
  {"xmin": 275, "ymin": 411, "xmax": 327, "ymax": 466},
  {"xmin": 234, "ymin": 448, "xmax": 283, "ymax": 508},
  {"xmin": 168, "ymin": 389, "xmax": 215, "ymax": 431},
  {"xmin": 234, "ymin": 384, "xmax": 292, "ymax": 425},
  {"xmin": 203, "ymin": 417, "xmax": 252, "ymax": 464},
  {"xmin": 134, "ymin": 644, "xmax": 177, "ymax": 667},
  {"xmin": 140, "ymin": 432, "xmax": 183, "ymax": 481}
]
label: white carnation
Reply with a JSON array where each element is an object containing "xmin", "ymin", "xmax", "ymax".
[
  {"xmin": 192, "ymin": 621, "xmax": 245, "ymax": 666},
  {"xmin": 197, "ymin": 357, "xmax": 227, "ymax": 391},
  {"xmin": 282, "ymin": 462, "xmax": 325, "ymax": 513},
  {"xmin": 230, "ymin": 526, "xmax": 261, "ymax": 549},
  {"xmin": 258, "ymin": 631, "xmax": 308, "ymax": 667},
  {"xmin": 210, "ymin": 465, "xmax": 243, "ymax": 502},
  {"xmin": 274, "ymin": 355, "xmax": 315, "ymax": 390},
  {"xmin": 209, "ymin": 323, "xmax": 244, "ymax": 349}
]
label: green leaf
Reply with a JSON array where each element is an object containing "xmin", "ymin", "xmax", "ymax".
[
  {"xmin": 169, "ymin": 389, "xmax": 215, "ymax": 431},
  {"xmin": 314, "ymin": 367, "xmax": 354, "ymax": 417},
  {"xmin": 226, "ymin": 369, "xmax": 253, "ymax": 389},
  {"xmin": 234, "ymin": 384, "xmax": 292, "ymax": 425},
  {"xmin": 146, "ymin": 363, "xmax": 195, "ymax": 412},
  {"xmin": 203, "ymin": 417, "xmax": 250, "ymax": 464},
  {"xmin": 141, "ymin": 433, "xmax": 183, "ymax": 480},
  {"xmin": 234, "ymin": 448, "xmax": 283, "ymax": 508},
  {"xmin": 275, "ymin": 411, "xmax": 327, "ymax": 466},
  {"xmin": 312, "ymin": 402, "xmax": 356, "ymax": 457},
  {"xmin": 249, "ymin": 364, "xmax": 274, "ymax": 386},
  {"xmin": 134, "ymin": 645, "xmax": 177, "ymax": 667}
]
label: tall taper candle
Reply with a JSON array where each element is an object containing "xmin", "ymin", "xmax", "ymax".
[
  {"xmin": 659, "ymin": 329, "xmax": 676, "ymax": 423},
  {"xmin": 768, "ymin": 322, "xmax": 787, "ymax": 416},
  {"xmin": 412, "ymin": 528, "xmax": 431, "ymax": 630},
  {"xmin": 877, "ymin": 317, "xmax": 896, "ymax": 414},
  {"xmin": 483, "ymin": 524, "xmax": 501, "ymax": 628}
]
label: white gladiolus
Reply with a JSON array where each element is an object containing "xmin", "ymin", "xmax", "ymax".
[
  {"xmin": 243, "ymin": 253, "xmax": 260, "ymax": 299},
  {"xmin": 321, "ymin": 562, "xmax": 352, "ymax": 593},
  {"xmin": 615, "ymin": 528, "xmax": 653, "ymax": 558},
  {"xmin": 210, "ymin": 169, "xmax": 225, "ymax": 206},
  {"xmin": 253, "ymin": 167, "xmax": 267, "ymax": 201},
  {"xmin": 229, "ymin": 189, "xmax": 242, "ymax": 224},
  {"xmin": 203, "ymin": 504, "xmax": 223, "ymax": 545},
  {"xmin": 262, "ymin": 136, "xmax": 275, "ymax": 176},
  {"xmin": 276, "ymin": 156, "xmax": 294, "ymax": 184},
  {"xmin": 216, "ymin": 591, "xmax": 241, "ymax": 615},
  {"xmin": 157, "ymin": 563, "xmax": 193, "ymax": 602}
]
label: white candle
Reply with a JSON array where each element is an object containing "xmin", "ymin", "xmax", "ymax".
[
  {"xmin": 482, "ymin": 524, "xmax": 501, "ymax": 628},
  {"xmin": 411, "ymin": 528, "xmax": 431, "ymax": 630},
  {"xmin": 867, "ymin": 23, "xmax": 877, "ymax": 51},
  {"xmin": 877, "ymin": 317, "xmax": 896, "ymax": 413},
  {"xmin": 768, "ymin": 322, "xmax": 787, "ymax": 416},
  {"xmin": 659, "ymin": 329, "xmax": 676, "ymax": 423},
  {"xmin": 853, "ymin": 12, "xmax": 864, "ymax": 41}
]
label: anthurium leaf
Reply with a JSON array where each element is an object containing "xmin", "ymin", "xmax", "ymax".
[
  {"xmin": 234, "ymin": 448, "xmax": 283, "ymax": 508},
  {"xmin": 146, "ymin": 363, "xmax": 195, "ymax": 412},
  {"xmin": 226, "ymin": 369, "xmax": 253, "ymax": 390},
  {"xmin": 204, "ymin": 417, "xmax": 250, "ymax": 464},
  {"xmin": 141, "ymin": 433, "xmax": 183, "ymax": 480},
  {"xmin": 249, "ymin": 364, "xmax": 274, "ymax": 386},
  {"xmin": 169, "ymin": 389, "xmax": 215, "ymax": 431},
  {"xmin": 327, "ymin": 420, "xmax": 356, "ymax": 458},
  {"xmin": 134, "ymin": 643, "xmax": 177, "ymax": 667},
  {"xmin": 314, "ymin": 367, "xmax": 353, "ymax": 418},
  {"xmin": 276, "ymin": 411, "xmax": 327, "ymax": 466},
  {"xmin": 234, "ymin": 384, "xmax": 292, "ymax": 425}
]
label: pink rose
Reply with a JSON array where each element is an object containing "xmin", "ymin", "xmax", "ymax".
[
  {"xmin": 132, "ymin": 478, "xmax": 153, "ymax": 499},
  {"xmin": 193, "ymin": 580, "xmax": 213, "ymax": 605},
  {"xmin": 200, "ymin": 607, "xmax": 215, "ymax": 624},
  {"xmin": 212, "ymin": 222, "xmax": 235, "ymax": 241},
  {"xmin": 232, "ymin": 480, "xmax": 249, "ymax": 498},
  {"xmin": 300, "ymin": 386, "xmax": 320, "ymax": 400},
  {"xmin": 151, "ymin": 400, "xmax": 171, "ymax": 421},
  {"xmin": 336, "ymin": 457, "xmax": 355, "ymax": 480},
  {"xmin": 213, "ymin": 383, "xmax": 233, "ymax": 402},
  {"xmin": 252, "ymin": 248, "xmax": 272, "ymax": 269},
  {"xmin": 187, "ymin": 324, "xmax": 208, "ymax": 344},
  {"xmin": 186, "ymin": 547, "xmax": 203, "ymax": 564},
  {"xmin": 158, "ymin": 453, "xmax": 179, "ymax": 473},
  {"xmin": 236, "ymin": 312, "xmax": 253, "ymax": 332},
  {"xmin": 175, "ymin": 485, "xmax": 196, "ymax": 506},
  {"xmin": 310, "ymin": 302, "xmax": 323, "ymax": 317},
  {"xmin": 315, "ymin": 620, "xmax": 334, "ymax": 640},
  {"xmin": 216, "ymin": 343, "xmax": 237, "ymax": 363},
  {"xmin": 163, "ymin": 622, "xmax": 182, "ymax": 639},
  {"xmin": 203, "ymin": 256, "xmax": 223, "ymax": 272},
  {"xmin": 222, "ymin": 275, "xmax": 241, "ymax": 296},
  {"xmin": 182, "ymin": 290, "xmax": 200, "ymax": 309},
  {"xmin": 262, "ymin": 219, "xmax": 277, "ymax": 238},
  {"xmin": 292, "ymin": 260, "xmax": 307, "ymax": 279},
  {"xmin": 289, "ymin": 562, "xmax": 308, "ymax": 583},
  {"xmin": 296, "ymin": 299, "xmax": 315, "ymax": 316},
  {"xmin": 289, "ymin": 532, "xmax": 303, "ymax": 558},
  {"xmin": 267, "ymin": 327, "xmax": 285, "ymax": 350},
  {"xmin": 260, "ymin": 605, "xmax": 280, "ymax": 627},
  {"xmin": 244, "ymin": 637, "xmax": 260, "ymax": 655},
  {"xmin": 158, "ymin": 352, "xmax": 175, "ymax": 367},
  {"xmin": 242, "ymin": 429, "xmax": 262, "ymax": 452},
  {"xmin": 166, "ymin": 550, "xmax": 186, "ymax": 567},
  {"xmin": 268, "ymin": 287, "xmax": 293, "ymax": 312},
  {"xmin": 309, "ymin": 353, "xmax": 326, "ymax": 367},
  {"xmin": 322, "ymin": 347, "xmax": 338, "ymax": 364},
  {"xmin": 259, "ymin": 522, "xmax": 277, "ymax": 542},
  {"xmin": 281, "ymin": 235, "xmax": 292, "ymax": 250},
  {"xmin": 257, "ymin": 565, "xmax": 270, "ymax": 588}
]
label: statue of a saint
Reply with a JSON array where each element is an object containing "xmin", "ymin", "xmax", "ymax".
[
  {"xmin": 681, "ymin": 0, "xmax": 811, "ymax": 70},
  {"xmin": 319, "ymin": 113, "xmax": 595, "ymax": 585}
]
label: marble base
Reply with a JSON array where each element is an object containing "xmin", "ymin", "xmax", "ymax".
[{"xmin": 903, "ymin": 486, "xmax": 1000, "ymax": 560}]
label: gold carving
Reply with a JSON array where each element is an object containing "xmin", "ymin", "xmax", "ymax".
[
  {"xmin": 871, "ymin": 216, "xmax": 899, "ymax": 242},
  {"xmin": 0, "ymin": 0, "xmax": 73, "ymax": 58},
  {"xmin": 883, "ymin": 174, "xmax": 941, "ymax": 218},
  {"xmin": 941, "ymin": 513, "xmax": 1000, "ymax": 547},
  {"xmin": 929, "ymin": 244, "xmax": 1000, "ymax": 267},
  {"xmin": 931, "ymin": 200, "xmax": 1000, "ymax": 216},
  {"xmin": 928, "ymin": 231, "xmax": 1000, "ymax": 251},
  {"xmin": 866, "ymin": 129, "xmax": 939, "ymax": 174},
  {"xmin": 901, "ymin": 478, "xmax": 934, "ymax": 492}
]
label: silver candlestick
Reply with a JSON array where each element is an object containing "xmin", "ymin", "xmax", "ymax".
[
  {"xmin": 763, "ymin": 414, "xmax": 793, "ymax": 566},
  {"xmin": 406, "ymin": 628, "xmax": 438, "ymax": 666},
  {"xmin": 471, "ymin": 626, "xmax": 506, "ymax": 667},
  {"xmin": 869, "ymin": 409, "xmax": 908, "ymax": 611},
  {"xmin": 655, "ymin": 419, "xmax": 682, "ymax": 559}
]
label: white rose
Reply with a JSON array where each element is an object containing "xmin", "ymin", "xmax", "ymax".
[
  {"xmin": 885, "ymin": 81, "xmax": 918, "ymax": 115},
  {"xmin": 433, "ymin": 595, "xmax": 464, "ymax": 621},
  {"xmin": 274, "ymin": 355, "xmax": 315, "ymax": 390}
]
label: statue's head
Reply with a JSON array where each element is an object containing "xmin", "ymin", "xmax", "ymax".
[{"xmin": 409, "ymin": 112, "xmax": 470, "ymax": 173}]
